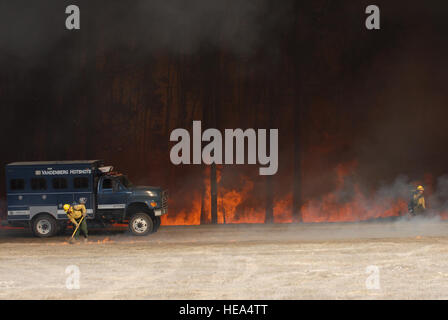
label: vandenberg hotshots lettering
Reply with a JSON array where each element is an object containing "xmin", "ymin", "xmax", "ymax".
[{"xmin": 35, "ymin": 169, "xmax": 92, "ymax": 176}]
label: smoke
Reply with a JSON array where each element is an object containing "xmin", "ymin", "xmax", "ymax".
[
  {"xmin": 1, "ymin": 0, "xmax": 447, "ymax": 228},
  {"xmin": 0, "ymin": 2, "xmax": 64, "ymax": 64},
  {"xmin": 130, "ymin": 0, "xmax": 293, "ymax": 54},
  {"xmin": 428, "ymin": 175, "xmax": 448, "ymax": 214},
  {"xmin": 0, "ymin": 0, "xmax": 294, "ymax": 64},
  {"xmin": 301, "ymin": 167, "xmax": 448, "ymax": 223},
  {"xmin": 374, "ymin": 175, "xmax": 410, "ymax": 202}
]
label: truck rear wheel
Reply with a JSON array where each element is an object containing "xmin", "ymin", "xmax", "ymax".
[
  {"xmin": 129, "ymin": 213, "xmax": 154, "ymax": 236},
  {"xmin": 32, "ymin": 214, "xmax": 57, "ymax": 238}
]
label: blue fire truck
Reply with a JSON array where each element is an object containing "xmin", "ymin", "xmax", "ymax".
[{"xmin": 5, "ymin": 160, "xmax": 168, "ymax": 237}]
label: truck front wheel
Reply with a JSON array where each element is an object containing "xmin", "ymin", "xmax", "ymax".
[
  {"xmin": 154, "ymin": 216, "xmax": 161, "ymax": 231},
  {"xmin": 32, "ymin": 214, "xmax": 58, "ymax": 238},
  {"xmin": 129, "ymin": 213, "xmax": 154, "ymax": 236}
]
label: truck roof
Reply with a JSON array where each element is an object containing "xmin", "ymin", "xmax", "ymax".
[{"xmin": 7, "ymin": 160, "xmax": 103, "ymax": 166}]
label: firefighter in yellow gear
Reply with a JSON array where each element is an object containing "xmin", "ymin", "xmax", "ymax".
[
  {"xmin": 63, "ymin": 202, "xmax": 88, "ymax": 242},
  {"xmin": 408, "ymin": 185, "xmax": 426, "ymax": 216}
]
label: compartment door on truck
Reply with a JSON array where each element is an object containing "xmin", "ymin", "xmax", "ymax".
[{"xmin": 72, "ymin": 176, "xmax": 95, "ymax": 218}]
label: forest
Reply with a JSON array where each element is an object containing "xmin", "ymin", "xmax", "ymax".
[{"xmin": 1, "ymin": 1, "xmax": 448, "ymax": 225}]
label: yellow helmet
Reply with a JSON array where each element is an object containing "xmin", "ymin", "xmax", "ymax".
[
  {"xmin": 63, "ymin": 204, "xmax": 71, "ymax": 212},
  {"xmin": 417, "ymin": 185, "xmax": 424, "ymax": 191}
]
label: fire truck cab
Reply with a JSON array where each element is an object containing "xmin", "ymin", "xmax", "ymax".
[{"xmin": 5, "ymin": 160, "xmax": 168, "ymax": 237}]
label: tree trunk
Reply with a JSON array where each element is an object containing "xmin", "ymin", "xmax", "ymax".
[
  {"xmin": 265, "ymin": 174, "xmax": 274, "ymax": 223},
  {"xmin": 264, "ymin": 80, "xmax": 275, "ymax": 224},
  {"xmin": 210, "ymin": 163, "xmax": 218, "ymax": 224},
  {"xmin": 200, "ymin": 174, "xmax": 208, "ymax": 224},
  {"xmin": 201, "ymin": 51, "xmax": 220, "ymax": 224},
  {"xmin": 292, "ymin": 94, "xmax": 304, "ymax": 223}
]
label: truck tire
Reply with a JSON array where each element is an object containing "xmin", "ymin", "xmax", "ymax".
[
  {"xmin": 129, "ymin": 213, "xmax": 154, "ymax": 236},
  {"xmin": 32, "ymin": 214, "xmax": 58, "ymax": 238},
  {"xmin": 154, "ymin": 216, "xmax": 161, "ymax": 231}
]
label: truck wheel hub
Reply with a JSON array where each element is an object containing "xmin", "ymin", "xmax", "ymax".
[
  {"xmin": 36, "ymin": 220, "xmax": 51, "ymax": 235},
  {"xmin": 132, "ymin": 218, "xmax": 147, "ymax": 233}
]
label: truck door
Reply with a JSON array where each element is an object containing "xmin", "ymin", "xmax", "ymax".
[{"xmin": 97, "ymin": 177, "xmax": 131, "ymax": 216}]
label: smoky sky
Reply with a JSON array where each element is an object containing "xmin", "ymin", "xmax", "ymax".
[
  {"xmin": 0, "ymin": 0, "xmax": 294, "ymax": 63},
  {"xmin": 1, "ymin": 1, "xmax": 448, "ymax": 220}
]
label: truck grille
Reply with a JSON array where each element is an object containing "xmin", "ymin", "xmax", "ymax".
[{"xmin": 161, "ymin": 190, "xmax": 168, "ymax": 209}]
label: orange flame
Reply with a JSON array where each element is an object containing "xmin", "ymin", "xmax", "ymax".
[{"xmin": 161, "ymin": 161, "xmax": 413, "ymax": 225}]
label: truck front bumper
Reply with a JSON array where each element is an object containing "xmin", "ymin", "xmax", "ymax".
[{"xmin": 154, "ymin": 207, "xmax": 168, "ymax": 216}]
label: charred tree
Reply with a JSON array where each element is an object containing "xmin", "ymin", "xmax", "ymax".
[
  {"xmin": 200, "ymin": 176, "xmax": 208, "ymax": 224},
  {"xmin": 201, "ymin": 50, "xmax": 220, "ymax": 224},
  {"xmin": 292, "ymin": 1, "xmax": 332, "ymax": 223},
  {"xmin": 264, "ymin": 74, "xmax": 275, "ymax": 224},
  {"xmin": 210, "ymin": 163, "xmax": 218, "ymax": 224},
  {"xmin": 292, "ymin": 94, "xmax": 304, "ymax": 223},
  {"xmin": 265, "ymin": 174, "xmax": 274, "ymax": 223}
]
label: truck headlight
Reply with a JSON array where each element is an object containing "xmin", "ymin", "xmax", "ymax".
[
  {"xmin": 146, "ymin": 191, "xmax": 157, "ymax": 197},
  {"xmin": 150, "ymin": 201, "xmax": 157, "ymax": 208}
]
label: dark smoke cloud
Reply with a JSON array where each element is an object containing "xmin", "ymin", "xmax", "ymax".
[
  {"xmin": 0, "ymin": 0, "xmax": 294, "ymax": 63},
  {"xmin": 0, "ymin": 2, "xmax": 65, "ymax": 62}
]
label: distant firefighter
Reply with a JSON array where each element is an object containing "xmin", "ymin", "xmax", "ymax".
[
  {"xmin": 63, "ymin": 199, "xmax": 88, "ymax": 243},
  {"xmin": 408, "ymin": 185, "xmax": 426, "ymax": 216}
]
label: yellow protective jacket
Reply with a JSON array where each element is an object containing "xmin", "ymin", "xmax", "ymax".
[
  {"xmin": 409, "ymin": 192, "xmax": 425, "ymax": 213},
  {"xmin": 67, "ymin": 204, "xmax": 86, "ymax": 224}
]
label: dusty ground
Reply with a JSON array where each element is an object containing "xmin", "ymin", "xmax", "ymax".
[{"xmin": 1, "ymin": 217, "xmax": 448, "ymax": 299}]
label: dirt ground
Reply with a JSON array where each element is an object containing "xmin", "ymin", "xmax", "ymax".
[{"xmin": 1, "ymin": 217, "xmax": 448, "ymax": 299}]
